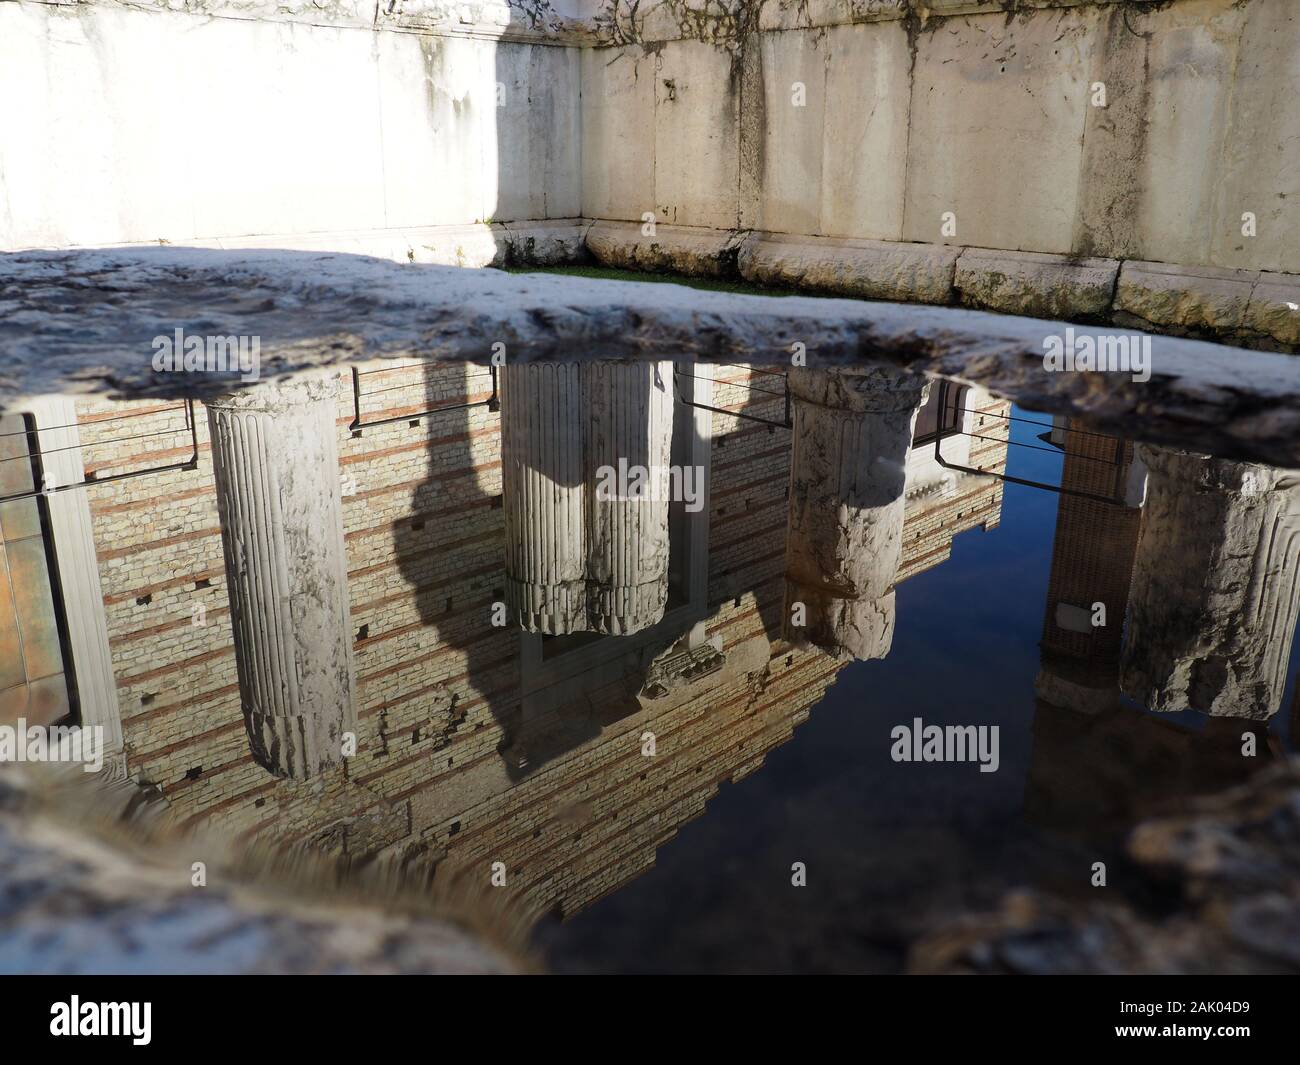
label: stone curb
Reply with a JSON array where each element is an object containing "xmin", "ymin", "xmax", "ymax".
[
  {"xmin": 6, "ymin": 246, "xmax": 1300, "ymax": 467},
  {"xmin": 953, "ymin": 247, "xmax": 1118, "ymax": 321},
  {"xmin": 739, "ymin": 232, "xmax": 960, "ymax": 305},
  {"xmin": 1114, "ymin": 260, "xmax": 1256, "ymax": 336},
  {"xmin": 575, "ymin": 222, "xmax": 1299, "ymax": 353},
  {"xmin": 585, "ymin": 220, "xmax": 747, "ymax": 277},
  {"xmin": 22, "ymin": 217, "xmax": 1300, "ymax": 351}
]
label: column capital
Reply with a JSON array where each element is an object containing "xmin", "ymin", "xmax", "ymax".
[
  {"xmin": 784, "ymin": 367, "xmax": 928, "ymax": 661},
  {"xmin": 1122, "ymin": 447, "xmax": 1300, "ymax": 720},
  {"xmin": 787, "ymin": 367, "xmax": 929, "ymax": 413}
]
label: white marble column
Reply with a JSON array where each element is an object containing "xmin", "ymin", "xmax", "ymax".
[
  {"xmin": 205, "ymin": 374, "xmax": 357, "ymax": 779},
  {"xmin": 783, "ymin": 368, "xmax": 929, "ymax": 660},
  {"xmin": 500, "ymin": 363, "xmax": 588, "ymax": 634},
  {"xmin": 1121, "ymin": 446, "xmax": 1300, "ymax": 720},
  {"xmin": 585, "ymin": 360, "xmax": 675, "ymax": 636},
  {"xmin": 25, "ymin": 397, "xmax": 126, "ymax": 776}
]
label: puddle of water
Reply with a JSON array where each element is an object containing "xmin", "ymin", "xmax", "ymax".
[{"xmin": 0, "ymin": 361, "xmax": 1296, "ymax": 974}]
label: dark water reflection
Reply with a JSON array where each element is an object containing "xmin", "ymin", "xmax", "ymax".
[
  {"xmin": 0, "ymin": 363, "xmax": 1296, "ymax": 974},
  {"xmin": 537, "ymin": 394, "xmax": 1299, "ymax": 974}
]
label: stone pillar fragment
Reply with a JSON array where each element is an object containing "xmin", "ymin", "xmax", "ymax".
[
  {"xmin": 586, "ymin": 360, "xmax": 675, "ymax": 635},
  {"xmin": 1121, "ymin": 446, "xmax": 1300, "ymax": 720},
  {"xmin": 205, "ymin": 375, "xmax": 357, "ymax": 780},
  {"xmin": 784, "ymin": 368, "xmax": 929, "ymax": 660},
  {"xmin": 500, "ymin": 363, "xmax": 587, "ymax": 634},
  {"xmin": 501, "ymin": 360, "xmax": 675, "ymax": 637}
]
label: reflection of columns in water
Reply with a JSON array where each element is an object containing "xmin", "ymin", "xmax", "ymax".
[
  {"xmin": 1034, "ymin": 425, "xmax": 1142, "ymax": 713},
  {"xmin": 205, "ymin": 375, "xmax": 357, "ymax": 780},
  {"xmin": 500, "ymin": 363, "xmax": 587, "ymax": 634},
  {"xmin": 1121, "ymin": 446, "xmax": 1300, "ymax": 720},
  {"xmin": 783, "ymin": 368, "xmax": 929, "ymax": 660},
  {"xmin": 500, "ymin": 361, "xmax": 675, "ymax": 637},
  {"xmin": 586, "ymin": 361, "xmax": 674, "ymax": 635}
]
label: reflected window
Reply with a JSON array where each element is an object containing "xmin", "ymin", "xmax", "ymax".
[
  {"xmin": 0, "ymin": 414, "xmax": 78, "ymax": 726},
  {"xmin": 913, "ymin": 384, "xmax": 967, "ymax": 446}
]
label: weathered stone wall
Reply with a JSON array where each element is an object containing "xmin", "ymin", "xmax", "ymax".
[
  {"xmin": 583, "ymin": 0, "xmax": 1297, "ymax": 273},
  {"xmin": 4, "ymin": 0, "xmax": 1296, "ymax": 347},
  {"xmin": 0, "ymin": 0, "xmax": 582, "ymax": 250},
  {"xmin": 580, "ymin": 0, "xmax": 1300, "ymax": 348}
]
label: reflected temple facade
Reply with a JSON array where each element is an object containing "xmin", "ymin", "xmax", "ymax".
[
  {"xmin": 4, "ymin": 360, "xmax": 1297, "ymax": 925},
  {"xmin": 0, "ymin": 363, "xmax": 1008, "ymax": 921}
]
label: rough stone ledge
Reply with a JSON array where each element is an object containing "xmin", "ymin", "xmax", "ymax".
[
  {"xmin": 1114, "ymin": 264, "xmax": 1300, "ymax": 353},
  {"xmin": 496, "ymin": 219, "xmax": 593, "ymax": 267},
  {"xmin": 587, "ymin": 224, "xmax": 1297, "ymax": 353},
  {"xmin": 0, "ymin": 764, "xmax": 529, "ymax": 974},
  {"xmin": 954, "ymin": 247, "xmax": 1119, "ymax": 321},
  {"xmin": 15, "ymin": 225, "xmax": 1296, "ymax": 351},
  {"xmin": 8, "ymin": 0, "xmax": 597, "ymax": 45},
  {"xmin": 586, "ymin": 220, "xmax": 746, "ymax": 277},
  {"xmin": 603, "ymin": 0, "xmax": 1173, "ymax": 43},
  {"xmin": 36, "ymin": 220, "xmax": 593, "ymax": 271},
  {"xmin": 1115, "ymin": 259, "xmax": 1258, "ymax": 337},
  {"xmin": 3, "ymin": 247, "xmax": 1300, "ymax": 468},
  {"xmin": 403, "ymin": 224, "xmax": 507, "ymax": 269},
  {"xmin": 1247, "ymin": 273, "xmax": 1300, "ymax": 348},
  {"xmin": 738, "ymin": 232, "xmax": 960, "ymax": 306}
]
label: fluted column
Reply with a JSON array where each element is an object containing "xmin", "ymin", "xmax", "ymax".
[
  {"xmin": 500, "ymin": 363, "xmax": 588, "ymax": 634},
  {"xmin": 1121, "ymin": 446, "xmax": 1300, "ymax": 720},
  {"xmin": 586, "ymin": 361, "xmax": 675, "ymax": 635},
  {"xmin": 205, "ymin": 374, "xmax": 357, "ymax": 779},
  {"xmin": 783, "ymin": 367, "xmax": 928, "ymax": 660}
]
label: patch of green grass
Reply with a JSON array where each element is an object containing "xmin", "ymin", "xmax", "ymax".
[{"xmin": 501, "ymin": 263, "xmax": 827, "ymax": 299}]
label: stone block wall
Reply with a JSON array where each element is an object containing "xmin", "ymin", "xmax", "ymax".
[
  {"xmin": 582, "ymin": 0, "xmax": 1298, "ymax": 275},
  {"xmin": 578, "ymin": 0, "xmax": 1299, "ymax": 349}
]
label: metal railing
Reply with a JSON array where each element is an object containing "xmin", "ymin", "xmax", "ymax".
[
  {"xmin": 349, "ymin": 364, "xmax": 499, "ymax": 434},
  {"xmin": 0, "ymin": 400, "xmax": 200, "ymax": 502},
  {"xmin": 672, "ymin": 363, "xmax": 791, "ymax": 428},
  {"xmin": 932, "ymin": 379, "xmax": 1130, "ymax": 506}
]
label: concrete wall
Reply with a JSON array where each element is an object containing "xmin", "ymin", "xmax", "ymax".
[{"xmin": 0, "ymin": 0, "xmax": 581, "ymax": 250}]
